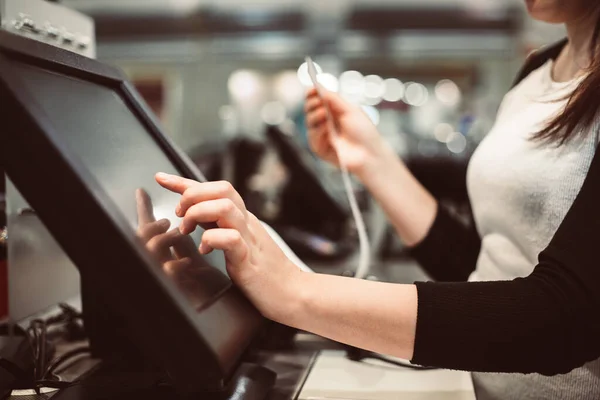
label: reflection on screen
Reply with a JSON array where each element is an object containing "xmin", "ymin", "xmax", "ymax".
[{"xmin": 16, "ymin": 64, "xmax": 230, "ymax": 310}]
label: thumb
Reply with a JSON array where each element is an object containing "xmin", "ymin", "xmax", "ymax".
[{"xmin": 321, "ymin": 90, "xmax": 353, "ymax": 115}]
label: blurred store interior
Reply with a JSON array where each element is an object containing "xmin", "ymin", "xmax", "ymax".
[
  {"xmin": 4, "ymin": 0, "xmax": 567, "ymax": 280},
  {"xmin": 55, "ymin": 0, "xmax": 567, "ymax": 279}
]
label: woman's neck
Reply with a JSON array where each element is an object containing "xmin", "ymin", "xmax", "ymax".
[{"xmin": 553, "ymin": 16, "xmax": 597, "ymax": 82}]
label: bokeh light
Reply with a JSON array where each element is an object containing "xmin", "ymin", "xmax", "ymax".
[
  {"xmin": 228, "ymin": 70, "xmax": 264, "ymax": 101},
  {"xmin": 404, "ymin": 82, "xmax": 429, "ymax": 107},
  {"xmin": 318, "ymin": 73, "xmax": 340, "ymax": 92},
  {"xmin": 339, "ymin": 70, "xmax": 366, "ymax": 95},
  {"xmin": 260, "ymin": 101, "xmax": 287, "ymax": 125},
  {"xmin": 434, "ymin": 123, "xmax": 454, "ymax": 143},
  {"xmin": 383, "ymin": 78, "xmax": 404, "ymax": 102},
  {"xmin": 364, "ymin": 75, "xmax": 385, "ymax": 99},
  {"xmin": 435, "ymin": 79, "xmax": 462, "ymax": 107},
  {"xmin": 446, "ymin": 132, "xmax": 467, "ymax": 153}
]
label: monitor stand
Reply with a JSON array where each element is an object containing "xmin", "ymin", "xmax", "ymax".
[{"xmin": 78, "ymin": 280, "xmax": 276, "ymax": 400}]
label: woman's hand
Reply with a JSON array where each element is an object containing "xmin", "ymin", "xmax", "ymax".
[
  {"xmin": 304, "ymin": 88, "xmax": 390, "ymax": 178},
  {"xmin": 155, "ymin": 173, "xmax": 305, "ymax": 322}
]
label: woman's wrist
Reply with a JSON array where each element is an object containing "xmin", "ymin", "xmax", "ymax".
[
  {"xmin": 354, "ymin": 140, "xmax": 399, "ymax": 183},
  {"xmin": 278, "ymin": 270, "xmax": 320, "ymax": 330},
  {"xmin": 268, "ymin": 266, "xmax": 313, "ymax": 327}
]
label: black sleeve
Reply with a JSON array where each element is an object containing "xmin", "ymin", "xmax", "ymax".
[
  {"xmin": 411, "ymin": 146, "xmax": 600, "ymax": 376},
  {"xmin": 410, "ymin": 205, "xmax": 481, "ymax": 282}
]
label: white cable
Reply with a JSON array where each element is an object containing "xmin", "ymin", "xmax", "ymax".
[
  {"xmin": 260, "ymin": 221, "xmax": 314, "ymax": 273},
  {"xmin": 305, "ymin": 57, "xmax": 371, "ymax": 279},
  {"xmin": 338, "ymin": 160, "xmax": 371, "ymax": 279}
]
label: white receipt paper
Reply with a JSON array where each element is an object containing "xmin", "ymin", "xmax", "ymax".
[
  {"xmin": 299, "ymin": 351, "xmax": 475, "ymax": 400},
  {"xmin": 304, "ymin": 57, "xmax": 370, "ymax": 279}
]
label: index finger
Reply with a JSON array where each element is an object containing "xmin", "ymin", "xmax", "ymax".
[{"xmin": 155, "ymin": 173, "xmax": 198, "ymax": 195}]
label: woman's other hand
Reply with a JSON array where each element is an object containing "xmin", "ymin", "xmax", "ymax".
[{"xmin": 304, "ymin": 88, "xmax": 390, "ymax": 178}]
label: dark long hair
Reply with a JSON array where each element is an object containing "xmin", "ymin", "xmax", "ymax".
[{"xmin": 534, "ymin": 4, "xmax": 600, "ymax": 145}]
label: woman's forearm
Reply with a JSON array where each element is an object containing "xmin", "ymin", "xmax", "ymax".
[
  {"xmin": 356, "ymin": 143, "xmax": 437, "ymax": 247},
  {"xmin": 282, "ymin": 272, "xmax": 418, "ymax": 360}
]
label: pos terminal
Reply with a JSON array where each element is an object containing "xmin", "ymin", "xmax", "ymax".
[{"xmin": 0, "ymin": 30, "xmax": 274, "ymax": 398}]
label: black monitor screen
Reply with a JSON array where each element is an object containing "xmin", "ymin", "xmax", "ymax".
[{"xmin": 16, "ymin": 62, "xmax": 231, "ymax": 311}]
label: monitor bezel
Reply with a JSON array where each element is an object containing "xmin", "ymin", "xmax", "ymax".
[{"xmin": 0, "ymin": 31, "xmax": 262, "ymax": 393}]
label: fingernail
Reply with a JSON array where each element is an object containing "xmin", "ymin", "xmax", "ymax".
[
  {"xmin": 199, "ymin": 243, "xmax": 213, "ymax": 255},
  {"xmin": 156, "ymin": 172, "xmax": 170, "ymax": 182},
  {"xmin": 179, "ymin": 225, "xmax": 187, "ymax": 235},
  {"xmin": 175, "ymin": 204, "xmax": 182, "ymax": 217}
]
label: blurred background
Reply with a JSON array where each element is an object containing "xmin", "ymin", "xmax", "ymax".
[
  {"xmin": 62, "ymin": 0, "xmax": 565, "ymax": 152},
  {"xmin": 28, "ymin": 0, "xmax": 570, "ymax": 274}
]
